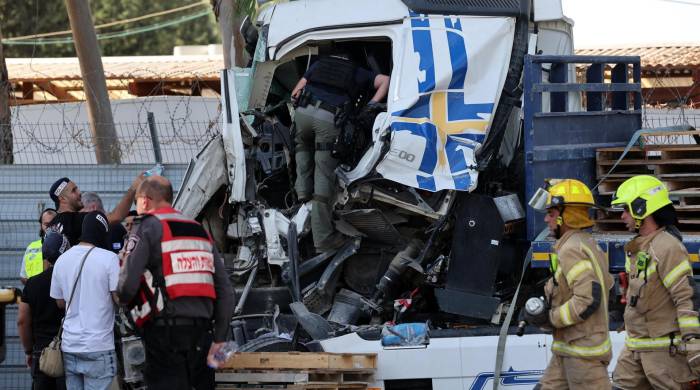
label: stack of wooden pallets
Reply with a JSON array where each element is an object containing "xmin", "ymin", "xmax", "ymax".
[
  {"xmin": 594, "ymin": 130, "xmax": 700, "ymax": 232},
  {"xmin": 215, "ymin": 352, "xmax": 377, "ymax": 390}
]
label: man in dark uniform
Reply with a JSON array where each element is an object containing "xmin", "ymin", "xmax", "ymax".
[
  {"xmin": 117, "ymin": 176, "xmax": 235, "ymax": 390},
  {"xmin": 47, "ymin": 174, "xmax": 143, "ymax": 247},
  {"xmin": 290, "ymin": 46, "xmax": 390, "ymax": 252},
  {"xmin": 17, "ymin": 231, "xmax": 70, "ymax": 390}
]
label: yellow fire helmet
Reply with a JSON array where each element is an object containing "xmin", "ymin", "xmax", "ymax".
[
  {"xmin": 528, "ymin": 179, "xmax": 596, "ymax": 229},
  {"xmin": 545, "ymin": 179, "xmax": 596, "ymax": 209},
  {"xmin": 611, "ymin": 175, "xmax": 671, "ymax": 220}
]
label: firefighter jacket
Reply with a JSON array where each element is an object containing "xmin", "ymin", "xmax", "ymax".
[
  {"xmin": 623, "ymin": 227, "xmax": 700, "ymax": 351},
  {"xmin": 545, "ymin": 229, "xmax": 614, "ymax": 360}
]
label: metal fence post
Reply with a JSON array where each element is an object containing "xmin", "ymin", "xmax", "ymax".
[{"xmin": 147, "ymin": 112, "xmax": 162, "ymax": 164}]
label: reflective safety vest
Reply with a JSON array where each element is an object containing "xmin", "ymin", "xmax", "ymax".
[
  {"xmin": 152, "ymin": 207, "xmax": 217, "ymax": 300},
  {"xmin": 128, "ymin": 207, "xmax": 216, "ymax": 327},
  {"xmin": 23, "ymin": 239, "xmax": 44, "ymax": 278},
  {"xmin": 129, "ymin": 270, "xmax": 165, "ymax": 328}
]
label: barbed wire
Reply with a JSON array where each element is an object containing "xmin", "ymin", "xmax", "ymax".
[{"xmin": 4, "ymin": 67, "xmax": 223, "ymax": 164}]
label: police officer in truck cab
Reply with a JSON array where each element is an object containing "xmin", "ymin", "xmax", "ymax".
[{"xmin": 290, "ymin": 43, "xmax": 390, "ymax": 253}]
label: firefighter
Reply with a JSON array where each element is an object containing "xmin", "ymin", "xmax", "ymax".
[
  {"xmin": 117, "ymin": 176, "xmax": 235, "ymax": 390},
  {"xmin": 528, "ymin": 179, "xmax": 614, "ymax": 389},
  {"xmin": 610, "ymin": 175, "xmax": 700, "ymax": 389}
]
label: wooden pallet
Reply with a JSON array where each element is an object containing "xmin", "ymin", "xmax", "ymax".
[
  {"xmin": 594, "ymin": 209, "xmax": 700, "ymax": 233},
  {"xmin": 596, "ymin": 145, "xmax": 700, "ymax": 194},
  {"xmin": 216, "ymin": 384, "xmax": 374, "ymax": 390},
  {"xmin": 215, "ymin": 352, "xmax": 376, "ymax": 390},
  {"xmin": 595, "ymin": 141, "xmax": 700, "ymax": 232},
  {"xmin": 219, "ymin": 352, "xmax": 376, "ymax": 371}
]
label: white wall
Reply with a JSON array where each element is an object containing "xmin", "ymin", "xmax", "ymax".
[{"xmin": 9, "ymin": 96, "xmax": 221, "ymax": 164}]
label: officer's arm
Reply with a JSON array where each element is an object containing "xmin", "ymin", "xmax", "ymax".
[
  {"xmin": 549, "ymin": 246, "xmax": 603, "ymax": 328},
  {"xmin": 107, "ymin": 172, "xmax": 144, "ymax": 225},
  {"xmin": 370, "ymin": 74, "xmax": 390, "ymax": 103},
  {"xmin": 212, "ymin": 247, "xmax": 235, "ymax": 342},
  {"xmin": 654, "ymin": 242, "xmax": 700, "ymax": 337},
  {"xmin": 291, "ymin": 78, "xmax": 307, "ymax": 99},
  {"xmin": 117, "ymin": 219, "xmax": 154, "ymax": 303}
]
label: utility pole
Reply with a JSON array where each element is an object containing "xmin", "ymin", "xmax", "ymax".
[
  {"xmin": 64, "ymin": 0, "xmax": 120, "ymax": 164},
  {"xmin": 217, "ymin": 0, "xmax": 235, "ymax": 69},
  {"xmin": 0, "ymin": 26, "xmax": 13, "ymax": 164},
  {"xmin": 215, "ymin": 0, "xmax": 248, "ymax": 68}
]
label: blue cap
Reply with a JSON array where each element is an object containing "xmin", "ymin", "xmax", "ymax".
[{"xmin": 42, "ymin": 231, "xmax": 70, "ymax": 264}]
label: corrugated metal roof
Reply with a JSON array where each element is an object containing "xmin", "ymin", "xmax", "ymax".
[
  {"xmin": 6, "ymin": 55, "xmax": 224, "ymax": 82},
  {"xmin": 575, "ymin": 45, "xmax": 700, "ymax": 69},
  {"xmin": 7, "ymin": 46, "xmax": 698, "ymax": 83}
]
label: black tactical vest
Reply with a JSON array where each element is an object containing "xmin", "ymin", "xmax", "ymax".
[{"xmin": 307, "ymin": 56, "xmax": 359, "ymax": 100}]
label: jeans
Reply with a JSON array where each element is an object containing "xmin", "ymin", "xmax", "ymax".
[{"xmin": 63, "ymin": 350, "xmax": 117, "ymax": 390}]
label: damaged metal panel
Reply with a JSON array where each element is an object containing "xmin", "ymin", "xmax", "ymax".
[
  {"xmin": 221, "ymin": 69, "xmax": 247, "ymax": 202},
  {"xmin": 174, "ymin": 136, "xmax": 228, "ymax": 218}
]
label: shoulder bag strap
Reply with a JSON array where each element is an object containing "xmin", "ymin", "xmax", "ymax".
[{"xmin": 57, "ymin": 246, "xmax": 95, "ymax": 340}]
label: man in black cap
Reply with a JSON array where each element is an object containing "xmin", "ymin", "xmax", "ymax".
[
  {"xmin": 50, "ymin": 211, "xmax": 120, "ymax": 389},
  {"xmin": 48, "ymin": 173, "xmax": 143, "ymax": 247},
  {"xmin": 18, "ymin": 231, "xmax": 70, "ymax": 390}
]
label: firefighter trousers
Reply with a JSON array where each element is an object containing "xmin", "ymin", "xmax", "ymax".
[
  {"xmin": 535, "ymin": 354, "xmax": 611, "ymax": 390},
  {"xmin": 612, "ymin": 347, "xmax": 694, "ymax": 390}
]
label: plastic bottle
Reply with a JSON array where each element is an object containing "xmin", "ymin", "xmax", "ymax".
[
  {"xmin": 144, "ymin": 163, "xmax": 164, "ymax": 177},
  {"xmin": 209, "ymin": 341, "xmax": 239, "ymax": 368}
]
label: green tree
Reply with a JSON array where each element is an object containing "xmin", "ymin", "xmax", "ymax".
[{"xmin": 0, "ymin": 0, "xmax": 220, "ymax": 58}]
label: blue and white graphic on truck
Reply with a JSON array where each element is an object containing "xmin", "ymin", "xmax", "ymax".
[{"xmin": 469, "ymin": 369, "xmax": 543, "ymax": 390}]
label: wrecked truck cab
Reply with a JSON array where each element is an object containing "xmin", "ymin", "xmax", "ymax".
[{"xmin": 175, "ymin": 0, "xmax": 567, "ymax": 352}]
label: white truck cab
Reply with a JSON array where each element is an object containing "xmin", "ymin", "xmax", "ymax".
[{"xmin": 173, "ymin": 1, "xmax": 628, "ymax": 389}]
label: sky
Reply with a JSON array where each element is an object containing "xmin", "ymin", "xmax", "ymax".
[{"xmin": 561, "ymin": 0, "xmax": 700, "ymax": 48}]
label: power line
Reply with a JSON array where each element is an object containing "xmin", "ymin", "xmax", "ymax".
[
  {"xmin": 5, "ymin": 1, "xmax": 209, "ymax": 42},
  {"xmin": 4, "ymin": 9, "xmax": 212, "ymax": 46}
]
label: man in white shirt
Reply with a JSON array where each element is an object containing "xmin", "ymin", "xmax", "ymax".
[{"xmin": 50, "ymin": 211, "xmax": 120, "ymax": 390}]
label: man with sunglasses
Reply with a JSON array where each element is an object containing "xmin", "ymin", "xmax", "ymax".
[
  {"xmin": 528, "ymin": 178, "xmax": 613, "ymax": 389},
  {"xmin": 610, "ymin": 175, "xmax": 699, "ymax": 389}
]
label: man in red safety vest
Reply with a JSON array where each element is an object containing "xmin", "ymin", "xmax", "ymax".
[{"xmin": 117, "ymin": 175, "xmax": 235, "ymax": 390}]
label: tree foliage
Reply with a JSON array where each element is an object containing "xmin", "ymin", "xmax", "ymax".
[{"xmin": 0, "ymin": 0, "xmax": 221, "ymax": 58}]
